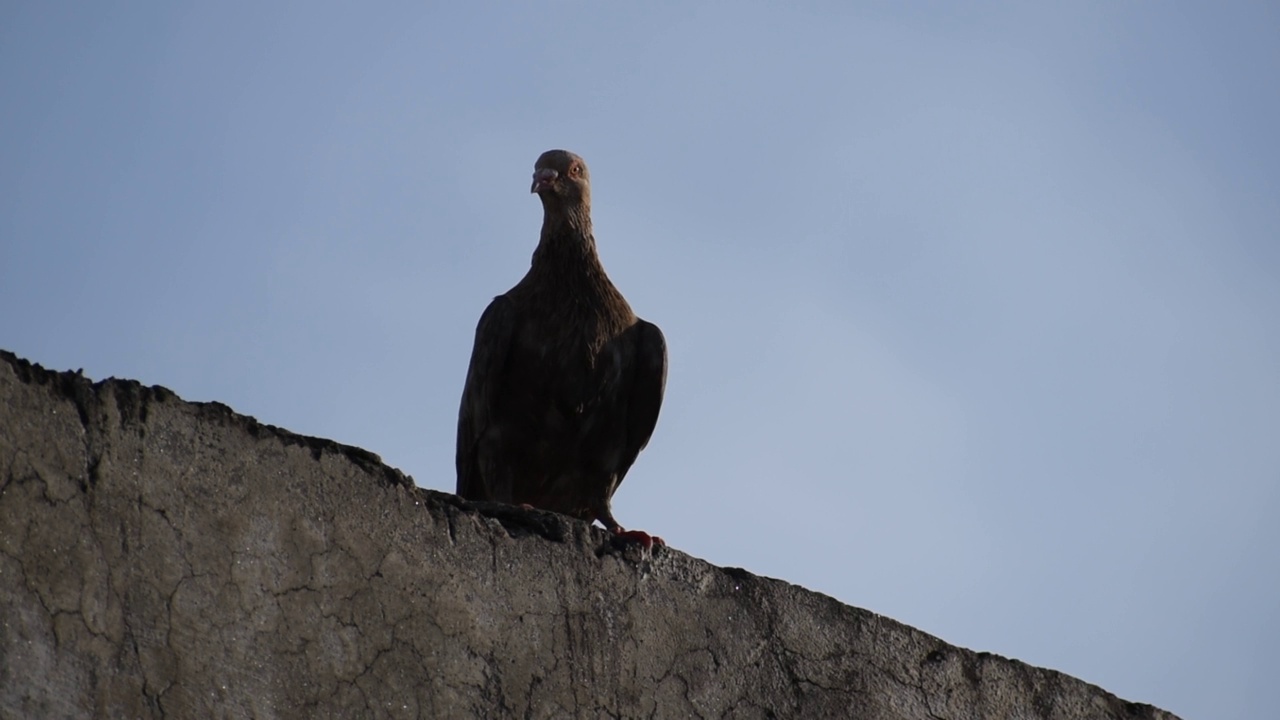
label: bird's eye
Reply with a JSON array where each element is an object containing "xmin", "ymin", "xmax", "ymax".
[{"xmin": 571, "ymin": 165, "xmax": 582, "ymax": 177}]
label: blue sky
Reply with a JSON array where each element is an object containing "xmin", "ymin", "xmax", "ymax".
[{"xmin": 3, "ymin": 4, "xmax": 1277, "ymax": 718}]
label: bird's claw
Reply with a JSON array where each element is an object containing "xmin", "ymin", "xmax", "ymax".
[{"xmin": 611, "ymin": 528, "xmax": 665, "ymax": 551}]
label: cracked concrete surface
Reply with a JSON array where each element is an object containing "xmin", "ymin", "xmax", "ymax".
[{"xmin": 0, "ymin": 349, "xmax": 1181, "ymax": 720}]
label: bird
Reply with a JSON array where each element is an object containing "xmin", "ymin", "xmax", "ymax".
[{"xmin": 455, "ymin": 149, "xmax": 668, "ymax": 548}]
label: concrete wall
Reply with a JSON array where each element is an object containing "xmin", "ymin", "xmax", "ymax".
[{"xmin": 0, "ymin": 350, "xmax": 1179, "ymax": 719}]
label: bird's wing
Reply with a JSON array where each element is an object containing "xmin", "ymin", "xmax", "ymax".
[
  {"xmin": 618, "ymin": 319, "xmax": 668, "ymax": 480},
  {"xmin": 456, "ymin": 295, "xmax": 518, "ymax": 499}
]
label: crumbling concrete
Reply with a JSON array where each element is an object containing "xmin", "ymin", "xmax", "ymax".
[{"xmin": 0, "ymin": 350, "xmax": 1180, "ymax": 719}]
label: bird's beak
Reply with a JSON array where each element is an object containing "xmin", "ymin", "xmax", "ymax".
[{"xmin": 531, "ymin": 168, "xmax": 557, "ymax": 194}]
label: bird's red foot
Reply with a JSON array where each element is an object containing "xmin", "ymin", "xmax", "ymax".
[
  {"xmin": 611, "ymin": 527, "xmax": 665, "ymax": 550},
  {"xmin": 518, "ymin": 503, "xmax": 536, "ymax": 510}
]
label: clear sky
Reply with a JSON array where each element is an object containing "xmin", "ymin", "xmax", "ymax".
[{"xmin": 3, "ymin": 4, "xmax": 1277, "ymax": 718}]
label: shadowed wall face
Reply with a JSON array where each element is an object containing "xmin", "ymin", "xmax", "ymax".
[{"xmin": 0, "ymin": 350, "xmax": 1179, "ymax": 719}]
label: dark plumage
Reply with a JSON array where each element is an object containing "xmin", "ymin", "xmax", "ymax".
[{"xmin": 455, "ymin": 150, "xmax": 667, "ymax": 547}]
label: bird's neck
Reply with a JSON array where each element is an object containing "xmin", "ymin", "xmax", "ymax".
[
  {"xmin": 540, "ymin": 203, "xmax": 592, "ymax": 240},
  {"xmin": 533, "ymin": 206, "xmax": 600, "ymax": 268},
  {"xmin": 526, "ymin": 208, "xmax": 633, "ymax": 325}
]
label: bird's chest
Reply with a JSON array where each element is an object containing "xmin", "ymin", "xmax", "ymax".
[{"xmin": 509, "ymin": 316, "xmax": 627, "ymax": 416}]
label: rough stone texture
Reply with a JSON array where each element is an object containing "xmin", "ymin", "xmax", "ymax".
[{"xmin": 0, "ymin": 349, "xmax": 1180, "ymax": 720}]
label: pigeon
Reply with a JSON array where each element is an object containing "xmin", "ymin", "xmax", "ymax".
[{"xmin": 455, "ymin": 150, "xmax": 667, "ymax": 548}]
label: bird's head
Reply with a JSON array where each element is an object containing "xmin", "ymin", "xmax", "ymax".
[{"xmin": 531, "ymin": 149, "xmax": 590, "ymax": 208}]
